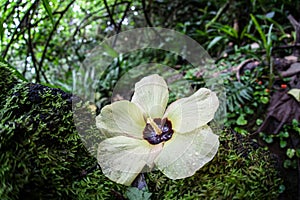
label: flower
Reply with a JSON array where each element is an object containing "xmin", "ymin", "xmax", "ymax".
[{"xmin": 96, "ymin": 74, "xmax": 219, "ymax": 186}]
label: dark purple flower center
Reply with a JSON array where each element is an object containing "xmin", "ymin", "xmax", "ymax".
[{"xmin": 143, "ymin": 118, "xmax": 174, "ymax": 145}]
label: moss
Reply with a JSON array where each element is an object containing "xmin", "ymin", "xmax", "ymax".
[
  {"xmin": 0, "ymin": 64, "xmax": 282, "ymax": 199},
  {"xmin": 0, "ymin": 63, "xmax": 19, "ymax": 105},
  {"xmin": 146, "ymin": 130, "xmax": 282, "ymax": 199},
  {"xmin": 0, "ymin": 64, "xmax": 125, "ymax": 199}
]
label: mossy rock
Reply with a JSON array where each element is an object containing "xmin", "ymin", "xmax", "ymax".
[{"xmin": 0, "ymin": 64, "xmax": 282, "ymax": 199}]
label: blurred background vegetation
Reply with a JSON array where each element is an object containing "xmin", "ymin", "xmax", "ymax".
[
  {"xmin": 1, "ymin": 0, "xmax": 298, "ymax": 87},
  {"xmin": 1, "ymin": 0, "xmax": 300, "ymax": 199}
]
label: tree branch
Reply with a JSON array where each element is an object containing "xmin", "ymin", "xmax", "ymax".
[
  {"xmin": 103, "ymin": 0, "xmax": 118, "ymax": 30},
  {"xmin": 142, "ymin": 0, "xmax": 153, "ymax": 27},
  {"xmin": 26, "ymin": 24, "xmax": 40, "ymax": 82},
  {"xmin": 38, "ymin": 0, "xmax": 76, "ymax": 82},
  {"xmin": 103, "ymin": 0, "xmax": 131, "ymax": 47},
  {"xmin": 71, "ymin": 7, "xmax": 106, "ymax": 41},
  {"xmin": 3, "ymin": 0, "xmax": 24, "ymax": 25},
  {"xmin": 2, "ymin": 0, "xmax": 39, "ymax": 58},
  {"xmin": 116, "ymin": 1, "xmax": 131, "ymax": 33}
]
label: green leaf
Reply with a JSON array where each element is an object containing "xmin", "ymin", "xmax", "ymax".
[
  {"xmin": 279, "ymin": 131, "xmax": 289, "ymax": 138},
  {"xmin": 292, "ymin": 119, "xmax": 299, "ymax": 126},
  {"xmin": 234, "ymin": 127, "xmax": 248, "ymax": 135},
  {"xmin": 244, "ymin": 33, "xmax": 260, "ymax": 43},
  {"xmin": 279, "ymin": 140, "xmax": 287, "ymax": 148},
  {"xmin": 0, "ymin": 61, "xmax": 7, "ymax": 67},
  {"xmin": 260, "ymin": 96, "xmax": 269, "ymax": 104},
  {"xmin": 279, "ymin": 184, "xmax": 286, "ymax": 193},
  {"xmin": 283, "ymin": 159, "xmax": 292, "ymax": 168},
  {"xmin": 288, "ymin": 88, "xmax": 300, "ymax": 102},
  {"xmin": 245, "ymin": 106, "xmax": 254, "ymax": 114},
  {"xmin": 237, "ymin": 115, "xmax": 247, "ymax": 125},
  {"xmin": 250, "ymin": 14, "xmax": 267, "ymax": 49},
  {"xmin": 42, "ymin": 0, "xmax": 54, "ymax": 25},
  {"xmin": 266, "ymin": 24, "xmax": 274, "ymax": 51},
  {"xmin": 264, "ymin": 136, "xmax": 273, "ymax": 144},
  {"xmin": 256, "ymin": 119, "xmax": 263, "ymax": 125},
  {"xmin": 256, "ymin": 14, "xmax": 286, "ymax": 36},
  {"xmin": 220, "ymin": 25, "xmax": 238, "ymax": 38},
  {"xmin": 125, "ymin": 187, "xmax": 152, "ymax": 200},
  {"xmin": 205, "ymin": 2, "xmax": 229, "ymax": 30},
  {"xmin": 207, "ymin": 36, "xmax": 223, "ymax": 50},
  {"xmin": 103, "ymin": 43, "xmax": 119, "ymax": 57},
  {"xmin": 286, "ymin": 148, "xmax": 295, "ymax": 159}
]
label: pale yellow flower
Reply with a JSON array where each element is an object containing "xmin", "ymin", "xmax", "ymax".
[{"xmin": 96, "ymin": 74, "xmax": 219, "ymax": 185}]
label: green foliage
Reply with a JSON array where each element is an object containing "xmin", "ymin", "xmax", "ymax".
[
  {"xmin": 226, "ymin": 80, "xmax": 253, "ymax": 112},
  {"xmin": 0, "ymin": 61, "xmax": 19, "ymax": 103},
  {"xmin": 42, "ymin": 0, "xmax": 54, "ymax": 25},
  {"xmin": 260, "ymin": 119, "xmax": 300, "ymax": 170},
  {"xmin": 249, "ymin": 14, "xmax": 275, "ymax": 85},
  {"xmin": 214, "ymin": 48, "xmax": 272, "ymax": 135},
  {"xmin": 1, "ymin": 0, "xmax": 298, "ymax": 92}
]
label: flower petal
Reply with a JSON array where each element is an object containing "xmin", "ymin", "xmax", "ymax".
[
  {"xmin": 164, "ymin": 88, "xmax": 219, "ymax": 133},
  {"xmin": 97, "ymin": 136, "xmax": 162, "ymax": 186},
  {"xmin": 96, "ymin": 100, "xmax": 146, "ymax": 139},
  {"xmin": 131, "ymin": 74, "xmax": 169, "ymax": 118},
  {"xmin": 154, "ymin": 125, "xmax": 219, "ymax": 179}
]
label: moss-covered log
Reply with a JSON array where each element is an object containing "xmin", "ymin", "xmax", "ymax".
[
  {"xmin": 0, "ymin": 64, "xmax": 282, "ymax": 199},
  {"xmin": 0, "ymin": 64, "xmax": 125, "ymax": 199}
]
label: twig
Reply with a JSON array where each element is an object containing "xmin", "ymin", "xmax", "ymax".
[{"xmin": 272, "ymin": 44, "xmax": 300, "ymax": 51}]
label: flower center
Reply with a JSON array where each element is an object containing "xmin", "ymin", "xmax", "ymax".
[{"xmin": 143, "ymin": 118, "xmax": 174, "ymax": 145}]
